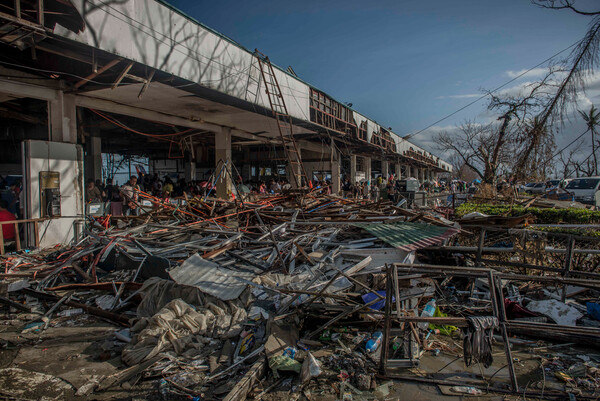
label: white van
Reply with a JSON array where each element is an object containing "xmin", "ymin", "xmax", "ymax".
[{"xmin": 565, "ymin": 177, "xmax": 600, "ymax": 205}]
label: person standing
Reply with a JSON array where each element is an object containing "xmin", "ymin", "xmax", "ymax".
[
  {"xmin": 104, "ymin": 178, "xmax": 118, "ymax": 202},
  {"xmin": 86, "ymin": 179, "xmax": 103, "ymax": 203},
  {"xmin": 1, "ymin": 183, "xmax": 19, "ymax": 217},
  {"xmin": 121, "ymin": 176, "xmax": 140, "ymax": 216},
  {"xmin": 0, "ymin": 199, "xmax": 16, "ymax": 242}
]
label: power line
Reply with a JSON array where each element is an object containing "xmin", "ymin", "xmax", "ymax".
[
  {"xmin": 408, "ymin": 40, "xmax": 580, "ymax": 139},
  {"xmin": 544, "ymin": 127, "xmax": 589, "ymax": 165}
]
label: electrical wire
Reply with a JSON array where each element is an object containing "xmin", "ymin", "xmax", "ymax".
[
  {"xmin": 407, "ymin": 41, "xmax": 580, "ymax": 139},
  {"xmin": 539, "ymin": 127, "xmax": 589, "ymax": 166},
  {"xmin": 0, "ymin": 59, "xmax": 116, "ymax": 85},
  {"xmin": 89, "ymin": 108, "xmax": 194, "ymax": 141}
]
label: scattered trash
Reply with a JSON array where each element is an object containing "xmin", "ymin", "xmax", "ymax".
[{"xmin": 1, "ymin": 192, "xmax": 599, "ymax": 400}]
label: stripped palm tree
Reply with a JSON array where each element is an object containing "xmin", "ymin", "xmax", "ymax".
[
  {"xmin": 579, "ymin": 105, "xmax": 600, "ymax": 176},
  {"xmin": 512, "ymin": 1, "xmax": 600, "ymax": 179}
]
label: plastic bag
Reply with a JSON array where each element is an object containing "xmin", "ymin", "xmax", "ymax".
[
  {"xmin": 301, "ymin": 352, "xmax": 322, "ymax": 383},
  {"xmin": 429, "ymin": 306, "xmax": 458, "ymax": 335},
  {"xmin": 269, "ymin": 355, "xmax": 302, "ymax": 378}
]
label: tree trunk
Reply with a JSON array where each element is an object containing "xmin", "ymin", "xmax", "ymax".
[{"xmin": 593, "ymin": 128, "xmax": 598, "ymax": 176}]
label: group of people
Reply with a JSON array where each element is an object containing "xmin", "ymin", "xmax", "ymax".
[
  {"xmin": 341, "ymin": 175, "xmax": 443, "ymax": 202},
  {"xmin": 342, "ymin": 177, "xmax": 402, "ymax": 202},
  {"xmin": 86, "ymin": 176, "xmax": 142, "ymax": 216}
]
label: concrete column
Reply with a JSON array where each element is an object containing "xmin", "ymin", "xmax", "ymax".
[
  {"xmin": 364, "ymin": 156, "xmax": 372, "ymax": 187},
  {"xmin": 215, "ymin": 127, "xmax": 232, "ymax": 199},
  {"xmin": 394, "ymin": 163, "xmax": 401, "ymax": 180},
  {"xmin": 85, "ymin": 136, "xmax": 102, "ymax": 181},
  {"xmin": 49, "ymin": 92, "xmax": 77, "ymax": 143},
  {"xmin": 350, "ymin": 154, "xmax": 357, "ymax": 184},
  {"xmin": 331, "ymin": 147, "xmax": 341, "ymax": 195},
  {"xmin": 381, "ymin": 161, "xmax": 389, "ymax": 181},
  {"xmin": 185, "ymin": 161, "xmax": 196, "ymax": 182}
]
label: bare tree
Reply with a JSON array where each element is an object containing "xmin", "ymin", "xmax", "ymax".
[
  {"xmin": 436, "ymin": 120, "xmax": 512, "ymax": 184},
  {"xmin": 557, "ymin": 138, "xmax": 584, "ymax": 178},
  {"xmin": 448, "ymin": 153, "xmax": 479, "ymax": 181}
]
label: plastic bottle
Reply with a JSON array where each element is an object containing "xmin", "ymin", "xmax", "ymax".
[
  {"xmin": 392, "ymin": 337, "xmax": 402, "ymax": 351},
  {"xmin": 365, "ymin": 331, "xmax": 383, "ymax": 353},
  {"xmin": 419, "ymin": 299, "xmax": 436, "ymax": 330}
]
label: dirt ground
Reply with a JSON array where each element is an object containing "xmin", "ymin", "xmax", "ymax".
[{"xmin": 0, "ymin": 314, "xmax": 593, "ymax": 400}]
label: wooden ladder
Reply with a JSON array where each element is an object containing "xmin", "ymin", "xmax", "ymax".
[{"xmin": 253, "ymin": 49, "xmax": 308, "ymax": 189}]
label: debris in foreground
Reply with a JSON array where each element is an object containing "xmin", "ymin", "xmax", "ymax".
[{"xmin": 1, "ymin": 191, "xmax": 600, "ymax": 400}]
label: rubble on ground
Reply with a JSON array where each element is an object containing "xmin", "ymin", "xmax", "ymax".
[{"xmin": 1, "ymin": 189, "xmax": 600, "ymax": 400}]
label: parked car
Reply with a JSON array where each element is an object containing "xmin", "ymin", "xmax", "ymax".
[
  {"xmin": 565, "ymin": 177, "xmax": 600, "ymax": 205},
  {"xmin": 545, "ymin": 179, "xmax": 561, "ymax": 191},
  {"xmin": 527, "ymin": 182, "xmax": 546, "ymax": 195},
  {"xmin": 560, "ymin": 178, "xmax": 573, "ymax": 189},
  {"xmin": 521, "ymin": 182, "xmax": 536, "ymax": 194}
]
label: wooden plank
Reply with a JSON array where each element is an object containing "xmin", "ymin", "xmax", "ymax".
[
  {"xmin": 222, "ymin": 356, "xmax": 266, "ymax": 401},
  {"xmin": 74, "ymin": 58, "xmax": 122, "ymax": 89},
  {"xmin": 37, "ymin": 0, "xmax": 43, "ymax": 25},
  {"xmin": 34, "ymin": 221, "xmax": 39, "ymax": 247},
  {"xmin": 137, "ymin": 69, "xmax": 155, "ymax": 99},
  {"xmin": 0, "ymin": 224, "xmax": 4, "ymax": 255},
  {"xmin": 112, "ymin": 61, "xmax": 134, "ymax": 89},
  {"xmin": 14, "ymin": 222, "xmax": 20, "ymax": 251}
]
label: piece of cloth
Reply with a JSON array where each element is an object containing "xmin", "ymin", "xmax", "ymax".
[
  {"xmin": 361, "ymin": 291, "xmax": 390, "ymax": 311},
  {"xmin": 588, "ymin": 302, "xmax": 600, "ymax": 321},
  {"xmin": 0, "ymin": 209, "xmax": 16, "ymax": 240},
  {"xmin": 462, "ymin": 316, "xmax": 498, "ymax": 368},
  {"xmin": 429, "ymin": 306, "xmax": 458, "ymax": 336},
  {"xmin": 504, "ymin": 299, "xmax": 538, "ymax": 319},
  {"xmin": 123, "ymin": 297, "xmax": 247, "ymax": 366}
]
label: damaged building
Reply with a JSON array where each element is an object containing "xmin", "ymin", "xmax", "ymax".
[{"xmin": 1, "ymin": 1, "xmax": 600, "ymax": 401}]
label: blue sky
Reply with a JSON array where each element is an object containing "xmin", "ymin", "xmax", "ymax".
[{"xmin": 165, "ymin": 0, "xmax": 598, "ymax": 161}]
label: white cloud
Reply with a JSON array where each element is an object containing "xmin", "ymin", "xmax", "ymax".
[
  {"xmin": 436, "ymin": 93, "xmax": 481, "ymax": 100},
  {"xmin": 505, "ymin": 67, "xmax": 548, "ymax": 79}
]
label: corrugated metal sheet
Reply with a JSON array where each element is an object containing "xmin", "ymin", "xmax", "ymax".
[
  {"xmin": 169, "ymin": 254, "xmax": 254, "ymax": 301},
  {"xmin": 351, "ymin": 222, "xmax": 459, "ymax": 252}
]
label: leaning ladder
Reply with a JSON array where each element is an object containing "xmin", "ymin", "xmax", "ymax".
[{"xmin": 253, "ymin": 49, "xmax": 308, "ymax": 189}]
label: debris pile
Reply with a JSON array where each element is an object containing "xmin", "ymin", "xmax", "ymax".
[{"xmin": 1, "ymin": 192, "xmax": 600, "ymax": 400}]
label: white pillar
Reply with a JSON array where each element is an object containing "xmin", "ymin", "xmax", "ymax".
[
  {"xmin": 331, "ymin": 147, "xmax": 341, "ymax": 195},
  {"xmin": 185, "ymin": 161, "xmax": 196, "ymax": 182},
  {"xmin": 395, "ymin": 163, "xmax": 401, "ymax": 180},
  {"xmin": 86, "ymin": 136, "xmax": 102, "ymax": 181},
  {"xmin": 364, "ymin": 156, "xmax": 372, "ymax": 188},
  {"xmin": 215, "ymin": 128, "xmax": 232, "ymax": 199},
  {"xmin": 49, "ymin": 92, "xmax": 77, "ymax": 143},
  {"xmin": 350, "ymin": 154, "xmax": 357, "ymax": 184},
  {"xmin": 381, "ymin": 161, "xmax": 389, "ymax": 181}
]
